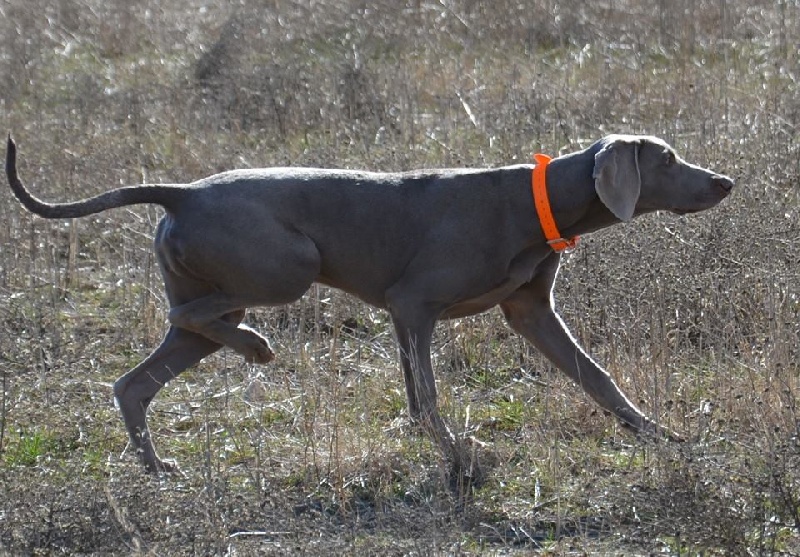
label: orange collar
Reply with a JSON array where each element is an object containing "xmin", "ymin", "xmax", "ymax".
[{"xmin": 532, "ymin": 153, "xmax": 579, "ymax": 252}]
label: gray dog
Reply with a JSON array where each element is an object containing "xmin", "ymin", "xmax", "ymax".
[{"xmin": 6, "ymin": 134, "xmax": 733, "ymax": 481}]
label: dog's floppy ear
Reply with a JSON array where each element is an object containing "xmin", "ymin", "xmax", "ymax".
[{"xmin": 593, "ymin": 138, "xmax": 641, "ymax": 221}]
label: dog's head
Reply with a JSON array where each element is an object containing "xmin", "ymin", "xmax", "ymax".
[{"xmin": 592, "ymin": 135, "xmax": 734, "ymax": 221}]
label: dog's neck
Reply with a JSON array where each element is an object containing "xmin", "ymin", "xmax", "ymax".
[{"xmin": 543, "ymin": 143, "xmax": 627, "ymax": 238}]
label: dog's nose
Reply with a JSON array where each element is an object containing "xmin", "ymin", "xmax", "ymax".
[{"xmin": 712, "ymin": 175, "xmax": 734, "ymax": 193}]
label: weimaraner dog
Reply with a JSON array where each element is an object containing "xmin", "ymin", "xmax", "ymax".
[{"xmin": 6, "ymin": 134, "xmax": 734, "ymax": 482}]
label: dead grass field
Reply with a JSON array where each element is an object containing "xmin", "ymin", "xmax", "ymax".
[{"xmin": 1, "ymin": 0, "xmax": 799, "ymax": 554}]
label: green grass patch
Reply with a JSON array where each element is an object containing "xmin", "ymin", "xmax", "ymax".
[{"xmin": 4, "ymin": 429, "xmax": 62, "ymax": 467}]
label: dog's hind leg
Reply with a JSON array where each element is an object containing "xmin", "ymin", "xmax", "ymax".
[
  {"xmin": 114, "ymin": 250, "xmax": 255, "ymax": 472},
  {"xmin": 167, "ymin": 293, "xmax": 275, "ymax": 364},
  {"xmin": 157, "ymin": 221, "xmax": 321, "ymax": 363},
  {"xmin": 113, "ymin": 315, "xmax": 241, "ymax": 472}
]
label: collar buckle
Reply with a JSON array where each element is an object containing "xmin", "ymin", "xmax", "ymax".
[{"xmin": 547, "ymin": 237, "xmax": 579, "ymax": 251}]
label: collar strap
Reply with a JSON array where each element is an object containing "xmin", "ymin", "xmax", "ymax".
[{"xmin": 532, "ymin": 153, "xmax": 579, "ymax": 252}]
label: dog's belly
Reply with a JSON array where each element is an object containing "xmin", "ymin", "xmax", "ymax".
[{"xmin": 315, "ymin": 275, "xmax": 514, "ymax": 319}]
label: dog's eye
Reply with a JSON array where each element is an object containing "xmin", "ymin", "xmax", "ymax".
[{"xmin": 664, "ymin": 150, "xmax": 677, "ymax": 166}]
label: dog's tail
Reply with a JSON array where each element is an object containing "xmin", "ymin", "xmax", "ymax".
[{"xmin": 6, "ymin": 135, "xmax": 188, "ymax": 218}]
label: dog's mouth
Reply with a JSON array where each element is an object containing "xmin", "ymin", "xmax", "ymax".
[
  {"xmin": 671, "ymin": 198, "xmax": 721, "ymax": 216},
  {"xmin": 672, "ymin": 176, "xmax": 735, "ymax": 216}
]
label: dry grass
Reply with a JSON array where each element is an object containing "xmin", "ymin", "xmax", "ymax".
[{"xmin": 1, "ymin": 0, "xmax": 799, "ymax": 554}]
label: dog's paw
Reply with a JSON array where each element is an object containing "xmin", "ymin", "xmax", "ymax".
[
  {"xmin": 624, "ymin": 416, "xmax": 684, "ymax": 443},
  {"xmin": 448, "ymin": 455, "xmax": 485, "ymax": 500},
  {"xmin": 245, "ymin": 343, "xmax": 275, "ymax": 365},
  {"xmin": 237, "ymin": 328, "xmax": 275, "ymax": 364},
  {"xmin": 143, "ymin": 456, "xmax": 183, "ymax": 476},
  {"xmin": 229, "ymin": 324, "xmax": 275, "ymax": 364},
  {"xmin": 642, "ymin": 419, "xmax": 684, "ymax": 443}
]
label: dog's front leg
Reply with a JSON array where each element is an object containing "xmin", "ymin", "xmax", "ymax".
[{"xmin": 500, "ymin": 254, "xmax": 678, "ymax": 440}]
